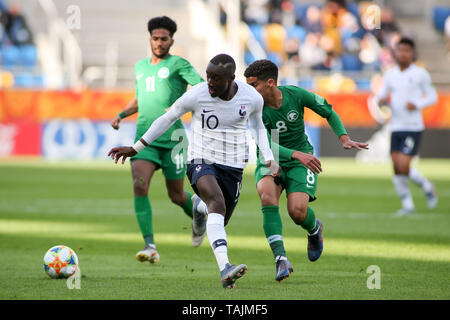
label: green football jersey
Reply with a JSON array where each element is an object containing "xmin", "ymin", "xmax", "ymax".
[
  {"xmin": 134, "ymin": 55, "xmax": 203, "ymax": 148},
  {"xmin": 257, "ymin": 85, "xmax": 334, "ymax": 167}
]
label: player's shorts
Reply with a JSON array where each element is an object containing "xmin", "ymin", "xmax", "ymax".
[
  {"xmin": 131, "ymin": 145, "xmax": 187, "ymax": 180},
  {"xmin": 390, "ymin": 131, "xmax": 422, "ymax": 156},
  {"xmin": 255, "ymin": 163, "xmax": 317, "ymax": 201},
  {"xmin": 186, "ymin": 159, "xmax": 243, "ymax": 212}
]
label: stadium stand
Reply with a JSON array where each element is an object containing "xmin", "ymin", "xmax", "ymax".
[
  {"xmin": 1, "ymin": 0, "xmax": 449, "ymax": 90},
  {"xmin": 0, "ymin": 0, "xmax": 39, "ymax": 88}
]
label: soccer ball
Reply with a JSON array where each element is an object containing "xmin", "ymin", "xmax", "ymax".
[{"xmin": 43, "ymin": 245, "xmax": 79, "ymax": 279}]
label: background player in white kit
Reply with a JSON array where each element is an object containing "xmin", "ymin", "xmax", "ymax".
[
  {"xmin": 108, "ymin": 54, "xmax": 280, "ymax": 288},
  {"xmin": 375, "ymin": 37, "xmax": 438, "ymax": 215}
]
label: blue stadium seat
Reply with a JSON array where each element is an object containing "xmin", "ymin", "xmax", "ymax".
[
  {"xmin": 298, "ymin": 78, "xmax": 314, "ymax": 90},
  {"xmin": 248, "ymin": 24, "xmax": 265, "ymax": 49},
  {"xmin": 294, "ymin": 3, "xmax": 322, "ymax": 23},
  {"xmin": 267, "ymin": 52, "xmax": 283, "ymax": 67},
  {"xmin": 13, "ymin": 73, "xmax": 44, "ymax": 88},
  {"xmin": 347, "ymin": 2, "xmax": 359, "ymax": 19},
  {"xmin": 244, "ymin": 50, "xmax": 255, "ymax": 65},
  {"xmin": 19, "ymin": 45, "xmax": 37, "ymax": 67},
  {"xmin": 286, "ymin": 25, "xmax": 307, "ymax": 42},
  {"xmin": 433, "ymin": 6, "xmax": 450, "ymax": 32},
  {"xmin": 355, "ymin": 78, "xmax": 371, "ymax": 91},
  {"xmin": 1, "ymin": 45, "xmax": 20, "ymax": 67},
  {"xmin": 341, "ymin": 54, "xmax": 362, "ymax": 71}
]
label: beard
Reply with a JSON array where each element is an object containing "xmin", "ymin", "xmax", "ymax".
[{"xmin": 152, "ymin": 47, "xmax": 170, "ymax": 58}]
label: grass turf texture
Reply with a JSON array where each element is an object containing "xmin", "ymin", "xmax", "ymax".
[{"xmin": 0, "ymin": 158, "xmax": 449, "ymax": 300}]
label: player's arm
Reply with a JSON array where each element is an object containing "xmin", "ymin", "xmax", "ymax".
[
  {"xmin": 111, "ymin": 97, "xmax": 138, "ymax": 130},
  {"xmin": 406, "ymin": 71, "xmax": 438, "ymax": 111},
  {"xmin": 374, "ymin": 73, "xmax": 390, "ymax": 106},
  {"xmin": 303, "ymin": 89, "xmax": 368, "ymax": 151},
  {"xmin": 249, "ymin": 98, "xmax": 280, "ymax": 176},
  {"xmin": 177, "ymin": 58, "xmax": 204, "ymax": 86},
  {"xmin": 108, "ymin": 91, "xmax": 194, "ymax": 164}
]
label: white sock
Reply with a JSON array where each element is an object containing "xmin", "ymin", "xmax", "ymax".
[
  {"xmin": 409, "ymin": 168, "xmax": 433, "ymax": 193},
  {"xmin": 206, "ymin": 213, "xmax": 229, "ymax": 271},
  {"xmin": 393, "ymin": 175, "xmax": 414, "ymax": 210}
]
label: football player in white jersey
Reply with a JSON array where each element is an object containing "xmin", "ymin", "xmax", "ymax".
[
  {"xmin": 108, "ymin": 54, "xmax": 280, "ymax": 288},
  {"xmin": 375, "ymin": 37, "xmax": 438, "ymax": 215}
]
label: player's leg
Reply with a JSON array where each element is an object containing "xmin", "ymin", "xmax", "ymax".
[
  {"xmin": 391, "ymin": 151, "xmax": 415, "ymax": 214},
  {"xmin": 285, "ymin": 166, "xmax": 323, "ymax": 262},
  {"xmin": 287, "ymin": 192, "xmax": 323, "ymax": 262},
  {"xmin": 256, "ymin": 173, "xmax": 293, "ymax": 281},
  {"xmin": 187, "ymin": 162, "xmax": 246, "ymax": 289},
  {"xmin": 161, "ymin": 148, "xmax": 208, "ymax": 246},
  {"xmin": 400, "ymin": 132, "xmax": 437, "ymax": 209},
  {"xmin": 165, "ymin": 178, "xmax": 208, "ymax": 246},
  {"xmin": 131, "ymin": 159, "xmax": 160, "ymax": 263}
]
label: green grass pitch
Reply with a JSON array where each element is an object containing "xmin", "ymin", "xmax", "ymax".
[{"xmin": 0, "ymin": 158, "xmax": 449, "ymax": 300}]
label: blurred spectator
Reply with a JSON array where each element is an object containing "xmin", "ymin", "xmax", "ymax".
[
  {"xmin": 374, "ymin": 6, "xmax": 400, "ymax": 47},
  {"xmin": 0, "ymin": 1, "xmax": 8, "ymax": 47},
  {"xmin": 242, "ymin": 0, "xmax": 270, "ymax": 24},
  {"xmin": 240, "ymin": 0, "xmax": 412, "ymax": 92},
  {"xmin": 5, "ymin": 2, "xmax": 33, "ymax": 46},
  {"xmin": 359, "ymin": 32, "xmax": 381, "ymax": 70},
  {"xmin": 302, "ymin": 5, "xmax": 322, "ymax": 34},
  {"xmin": 299, "ymin": 32, "xmax": 326, "ymax": 68},
  {"xmin": 264, "ymin": 21, "xmax": 286, "ymax": 57}
]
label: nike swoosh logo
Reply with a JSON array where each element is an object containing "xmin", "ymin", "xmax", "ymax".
[
  {"xmin": 137, "ymin": 74, "xmax": 144, "ymax": 80},
  {"xmin": 203, "ymin": 109, "xmax": 214, "ymax": 113}
]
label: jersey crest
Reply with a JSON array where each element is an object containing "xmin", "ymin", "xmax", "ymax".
[
  {"xmin": 158, "ymin": 67, "xmax": 170, "ymax": 79},
  {"xmin": 286, "ymin": 110, "xmax": 299, "ymax": 122},
  {"xmin": 239, "ymin": 105, "xmax": 246, "ymax": 118}
]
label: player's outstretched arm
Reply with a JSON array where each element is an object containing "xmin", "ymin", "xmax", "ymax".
[
  {"xmin": 339, "ymin": 134, "xmax": 369, "ymax": 150},
  {"xmin": 108, "ymin": 146, "xmax": 137, "ymax": 164},
  {"xmin": 111, "ymin": 97, "xmax": 138, "ymax": 130}
]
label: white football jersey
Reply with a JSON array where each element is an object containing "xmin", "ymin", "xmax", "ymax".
[
  {"xmin": 138, "ymin": 80, "xmax": 274, "ymax": 169},
  {"xmin": 376, "ymin": 64, "xmax": 438, "ymax": 132}
]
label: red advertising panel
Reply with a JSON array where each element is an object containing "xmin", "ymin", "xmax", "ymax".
[{"xmin": 0, "ymin": 121, "xmax": 41, "ymax": 156}]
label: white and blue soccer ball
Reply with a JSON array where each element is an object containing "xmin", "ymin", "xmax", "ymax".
[{"xmin": 43, "ymin": 245, "xmax": 79, "ymax": 279}]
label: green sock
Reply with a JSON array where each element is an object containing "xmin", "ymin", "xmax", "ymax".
[
  {"xmin": 300, "ymin": 207, "xmax": 318, "ymax": 234},
  {"xmin": 262, "ymin": 205, "xmax": 286, "ymax": 259},
  {"xmin": 181, "ymin": 191, "xmax": 194, "ymax": 218},
  {"xmin": 134, "ymin": 196, "xmax": 154, "ymax": 245}
]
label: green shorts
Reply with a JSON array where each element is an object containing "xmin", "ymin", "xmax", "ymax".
[
  {"xmin": 131, "ymin": 145, "xmax": 187, "ymax": 181},
  {"xmin": 255, "ymin": 163, "xmax": 318, "ymax": 201}
]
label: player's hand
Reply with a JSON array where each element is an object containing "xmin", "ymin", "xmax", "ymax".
[
  {"xmin": 406, "ymin": 102, "xmax": 417, "ymax": 111},
  {"xmin": 108, "ymin": 146, "xmax": 137, "ymax": 164},
  {"xmin": 111, "ymin": 116, "xmax": 121, "ymax": 130},
  {"xmin": 339, "ymin": 135, "xmax": 369, "ymax": 150},
  {"xmin": 266, "ymin": 160, "xmax": 281, "ymax": 177},
  {"xmin": 291, "ymin": 151, "xmax": 322, "ymax": 174},
  {"xmin": 378, "ymin": 98, "xmax": 388, "ymax": 106}
]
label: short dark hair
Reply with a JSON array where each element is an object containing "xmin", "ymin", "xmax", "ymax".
[
  {"xmin": 209, "ymin": 54, "xmax": 236, "ymax": 74},
  {"xmin": 244, "ymin": 59, "xmax": 279, "ymax": 82},
  {"xmin": 397, "ymin": 37, "xmax": 415, "ymax": 50},
  {"xmin": 147, "ymin": 16, "xmax": 177, "ymax": 37}
]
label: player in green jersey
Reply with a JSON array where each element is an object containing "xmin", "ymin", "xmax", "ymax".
[
  {"xmin": 245, "ymin": 59, "xmax": 368, "ymax": 281},
  {"xmin": 111, "ymin": 16, "xmax": 208, "ymax": 264}
]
